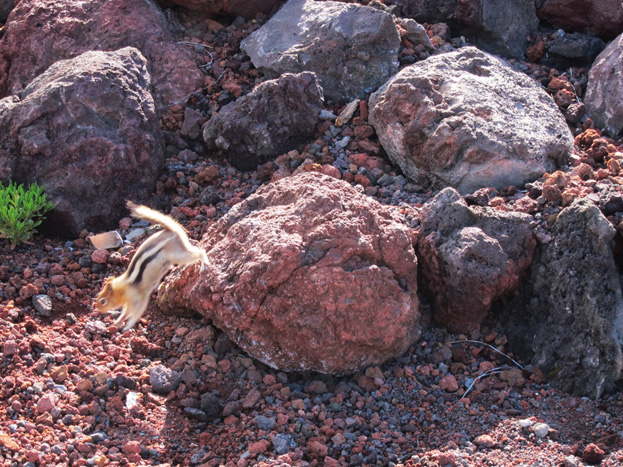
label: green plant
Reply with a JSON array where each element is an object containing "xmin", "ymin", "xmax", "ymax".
[{"xmin": 0, "ymin": 181, "xmax": 55, "ymax": 249}]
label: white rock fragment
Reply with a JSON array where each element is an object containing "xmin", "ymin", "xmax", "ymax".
[{"xmin": 532, "ymin": 422, "xmax": 550, "ymax": 439}]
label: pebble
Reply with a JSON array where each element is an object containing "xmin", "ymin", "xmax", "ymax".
[
  {"xmin": 474, "ymin": 434, "xmax": 496, "ymax": 448},
  {"xmin": 32, "ymin": 294, "xmax": 53, "ymax": 316},
  {"xmin": 582, "ymin": 443, "xmax": 605, "ymax": 464},
  {"xmin": 254, "ymin": 415, "xmax": 276, "ymax": 431},
  {"xmin": 90, "ymin": 249, "xmax": 109, "ymax": 264},
  {"xmin": 149, "ymin": 365, "xmax": 182, "ymax": 394},
  {"xmin": 36, "ymin": 393, "xmax": 59, "ymax": 414},
  {"xmin": 532, "ymin": 422, "xmax": 550, "ymax": 439},
  {"xmin": 3, "ymin": 339, "xmax": 18, "ymax": 356}
]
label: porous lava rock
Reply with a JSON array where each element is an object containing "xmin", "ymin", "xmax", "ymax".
[
  {"xmin": 538, "ymin": 0, "xmax": 623, "ymax": 40},
  {"xmin": 158, "ymin": 172, "xmax": 420, "ymax": 374},
  {"xmin": 417, "ymin": 188, "xmax": 535, "ymax": 334},
  {"xmin": 159, "ymin": 0, "xmax": 284, "ymax": 19},
  {"xmin": 0, "ymin": 48, "xmax": 164, "ymax": 237},
  {"xmin": 506, "ymin": 199, "xmax": 623, "ymax": 398},
  {"xmin": 240, "ymin": 0, "xmax": 400, "ymax": 103},
  {"xmin": 0, "ymin": 0, "xmax": 203, "ymax": 109},
  {"xmin": 203, "ymin": 72, "xmax": 324, "ymax": 171},
  {"xmin": 369, "ymin": 47, "xmax": 574, "ymax": 195},
  {"xmin": 391, "ymin": 0, "xmax": 538, "ymax": 59},
  {"xmin": 585, "ymin": 34, "xmax": 623, "ymax": 137}
]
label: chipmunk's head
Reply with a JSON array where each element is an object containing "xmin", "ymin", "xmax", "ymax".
[{"xmin": 95, "ymin": 278, "xmax": 124, "ymax": 313}]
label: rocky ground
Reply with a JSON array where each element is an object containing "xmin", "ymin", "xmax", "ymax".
[{"xmin": 2, "ymin": 3, "xmax": 623, "ymax": 467}]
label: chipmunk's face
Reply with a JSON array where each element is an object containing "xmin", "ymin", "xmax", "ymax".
[{"xmin": 95, "ymin": 280, "xmax": 122, "ymax": 313}]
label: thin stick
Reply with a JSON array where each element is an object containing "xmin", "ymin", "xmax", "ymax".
[
  {"xmin": 450, "ymin": 339, "xmax": 524, "ymax": 370},
  {"xmin": 461, "ymin": 367, "xmax": 504, "ymax": 400}
]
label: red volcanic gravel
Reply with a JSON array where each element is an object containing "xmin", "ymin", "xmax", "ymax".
[{"xmin": 2, "ymin": 3, "xmax": 623, "ymax": 467}]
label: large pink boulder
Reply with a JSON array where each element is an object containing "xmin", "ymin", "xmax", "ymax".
[
  {"xmin": 159, "ymin": 172, "xmax": 420, "ymax": 374},
  {"xmin": 0, "ymin": 0, "xmax": 203, "ymax": 109}
]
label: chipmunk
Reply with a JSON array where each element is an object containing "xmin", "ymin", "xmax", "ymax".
[{"xmin": 95, "ymin": 201, "xmax": 208, "ymax": 331}]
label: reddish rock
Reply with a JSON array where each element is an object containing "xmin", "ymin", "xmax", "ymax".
[
  {"xmin": 439, "ymin": 374, "xmax": 459, "ymax": 392},
  {"xmin": 161, "ymin": 0, "xmax": 283, "ymax": 19},
  {"xmin": 582, "ymin": 443, "xmax": 605, "ymax": 464},
  {"xmin": 0, "ymin": 0, "xmax": 203, "ymax": 109},
  {"xmin": 36, "ymin": 393, "xmax": 59, "ymax": 414},
  {"xmin": 538, "ymin": 0, "xmax": 623, "ymax": 40},
  {"xmin": 159, "ymin": 172, "xmax": 420, "ymax": 374},
  {"xmin": 122, "ymin": 440, "xmax": 142, "ymax": 455},
  {"xmin": 2, "ymin": 339, "xmax": 18, "ymax": 356},
  {"xmin": 417, "ymin": 188, "xmax": 535, "ymax": 334},
  {"xmin": 0, "ymin": 48, "xmax": 164, "ymax": 237}
]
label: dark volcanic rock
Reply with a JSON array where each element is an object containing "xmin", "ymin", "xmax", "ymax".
[
  {"xmin": 0, "ymin": 48, "xmax": 164, "ymax": 237},
  {"xmin": 203, "ymin": 72, "xmax": 323, "ymax": 171},
  {"xmin": 159, "ymin": 172, "xmax": 420, "ymax": 374},
  {"xmin": 0, "ymin": 0, "xmax": 203, "ymax": 109},
  {"xmin": 505, "ymin": 199, "xmax": 623, "ymax": 398},
  {"xmin": 417, "ymin": 188, "xmax": 535, "ymax": 334},
  {"xmin": 159, "ymin": 0, "xmax": 284, "ymax": 19}
]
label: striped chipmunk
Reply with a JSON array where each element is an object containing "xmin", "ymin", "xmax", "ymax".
[{"xmin": 95, "ymin": 201, "xmax": 208, "ymax": 331}]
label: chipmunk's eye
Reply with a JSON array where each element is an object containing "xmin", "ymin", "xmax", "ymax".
[{"xmin": 99, "ymin": 298, "xmax": 107, "ymax": 305}]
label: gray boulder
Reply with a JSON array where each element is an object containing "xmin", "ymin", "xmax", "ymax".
[
  {"xmin": 585, "ymin": 34, "xmax": 623, "ymax": 136},
  {"xmin": 505, "ymin": 199, "xmax": 623, "ymax": 398},
  {"xmin": 203, "ymin": 72, "xmax": 323, "ymax": 171},
  {"xmin": 0, "ymin": 48, "xmax": 164, "ymax": 237},
  {"xmin": 369, "ymin": 47, "xmax": 574, "ymax": 195},
  {"xmin": 240, "ymin": 0, "xmax": 400, "ymax": 103},
  {"xmin": 417, "ymin": 188, "xmax": 535, "ymax": 334}
]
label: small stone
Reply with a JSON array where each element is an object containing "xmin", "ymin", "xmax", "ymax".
[
  {"xmin": 89, "ymin": 231, "xmax": 123, "ymax": 249},
  {"xmin": 3, "ymin": 339, "xmax": 18, "ymax": 356},
  {"xmin": 582, "ymin": 443, "xmax": 605, "ymax": 465},
  {"xmin": 184, "ymin": 407, "xmax": 208, "ymax": 422},
  {"xmin": 36, "ymin": 393, "xmax": 59, "ymax": 414},
  {"xmin": 532, "ymin": 422, "xmax": 550, "ymax": 439},
  {"xmin": 254, "ymin": 415, "xmax": 276, "ymax": 431},
  {"xmin": 51, "ymin": 365, "xmax": 69, "ymax": 384},
  {"xmin": 121, "ymin": 441, "xmax": 142, "ymax": 455},
  {"xmin": 474, "ymin": 434, "xmax": 496, "ymax": 448},
  {"xmin": 439, "ymin": 374, "xmax": 459, "ymax": 392},
  {"xmin": 200, "ymin": 392, "xmax": 222, "ymax": 419},
  {"xmin": 32, "ymin": 294, "xmax": 53, "ymax": 316},
  {"xmin": 518, "ymin": 418, "xmax": 535, "ymax": 429},
  {"xmin": 149, "ymin": 365, "xmax": 182, "ymax": 394},
  {"xmin": 273, "ymin": 433, "xmax": 296, "ymax": 455},
  {"xmin": 90, "ymin": 249, "xmax": 109, "ymax": 264},
  {"xmin": 125, "ymin": 228, "xmax": 145, "ymax": 242},
  {"xmin": 563, "ymin": 455, "xmax": 580, "ymax": 467}
]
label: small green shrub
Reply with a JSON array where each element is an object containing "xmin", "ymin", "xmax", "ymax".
[{"xmin": 0, "ymin": 181, "xmax": 55, "ymax": 249}]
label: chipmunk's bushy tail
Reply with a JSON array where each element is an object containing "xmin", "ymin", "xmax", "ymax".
[{"xmin": 126, "ymin": 200, "xmax": 187, "ymax": 237}]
